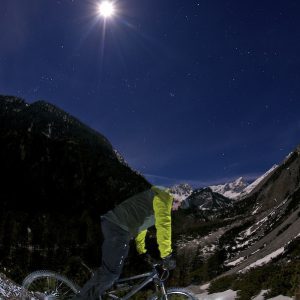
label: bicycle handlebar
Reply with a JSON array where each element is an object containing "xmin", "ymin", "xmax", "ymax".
[{"xmin": 147, "ymin": 258, "xmax": 170, "ymax": 281}]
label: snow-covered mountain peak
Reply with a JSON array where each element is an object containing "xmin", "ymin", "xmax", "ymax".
[
  {"xmin": 169, "ymin": 183, "xmax": 193, "ymax": 210},
  {"xmin": 209, "ymin": 165, "xmax": 279, "ymax": 200},
  {"xmin": 210, "ymin": 177, "xmax": 249, "ymax": 200}
]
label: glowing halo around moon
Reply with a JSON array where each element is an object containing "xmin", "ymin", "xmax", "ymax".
[{"xmin": 98, "ymin": 1, "xmax": 115, "ymax": 18}]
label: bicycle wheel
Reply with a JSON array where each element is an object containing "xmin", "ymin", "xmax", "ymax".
[
  {"xmin": 22, "ymin": 270, "xmax": 80, "ymax": 299},
  {"xmin": 148, "ymin": 287, "xmax": 198, "ymax": 300}
]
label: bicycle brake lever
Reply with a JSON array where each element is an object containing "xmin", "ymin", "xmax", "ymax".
[{"xmin": 159, "ymin": 269, "xmax": 170, "ymax": 282}]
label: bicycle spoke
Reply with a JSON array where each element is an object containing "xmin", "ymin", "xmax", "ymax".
[
  {"xmin": 23, "ymin": 271, "xmax": 78, "ymax": 300},
  {"xmin": 58, "ymin": 281, "xmax": 64, "ymax": 289},
  {"xmin": 47, "ymin": 277, "xmax": 50, "ymax": 292}
]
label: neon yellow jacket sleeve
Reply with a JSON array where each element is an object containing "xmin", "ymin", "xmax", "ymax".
[
  {"xmin": 135, "ymin": 230, "xmax": 147, "ymax": 254},
  {"xmin": 152, "ymin": 187, "xmax": 173, "ymax": 258}
]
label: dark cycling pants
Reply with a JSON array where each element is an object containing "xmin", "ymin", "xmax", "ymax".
[{"xmin": 72, "ymin": 218, "xmax": 132, "ymax": 300}]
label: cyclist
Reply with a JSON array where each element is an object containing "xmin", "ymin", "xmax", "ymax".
[{"xmin": 72, "ymin": 186, "xmax": 178, "ymax": 300}]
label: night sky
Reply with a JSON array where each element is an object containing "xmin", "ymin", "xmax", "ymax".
[{"xmin": 1, "ymin": 1, "xmax": 300, "ymax": 187}]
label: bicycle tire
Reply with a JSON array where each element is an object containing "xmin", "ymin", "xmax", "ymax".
[
  {"xmin": 147, "ymin": 287, "xmax": 198, "ymax": 300},
  {"xmin": 22, "ymin": 270, "xmax": 80, "ymax": 299}
]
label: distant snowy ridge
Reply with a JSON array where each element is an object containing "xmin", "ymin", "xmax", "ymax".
[
  {"xmin": 169, "ymin": 165, "xmax": 279, "ymax": 205},
  {"xmin": 209, "ymin": 177, "xmax": 248, "ymax": 199},
  {"xmin": 209, "ymin": 165, "xmax": 278, "ymax": 200},
  {"xmin": 240, "ymin": 164, "xmax": 278, "ymax": 197}
]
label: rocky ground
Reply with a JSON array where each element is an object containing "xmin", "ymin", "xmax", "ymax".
[{"xmin": 0, "ymin": 273, "xmax": 35, "ymax": 300}]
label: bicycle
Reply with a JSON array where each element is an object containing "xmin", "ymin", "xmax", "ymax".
[{"xmin": 22, "ymin": 260, "xmax": 197, "ymax": 300}]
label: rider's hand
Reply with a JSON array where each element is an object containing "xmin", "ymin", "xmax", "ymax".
[
  {"xmin": 139, "ymin": 253, "xmax": 152, "ymax": 264},
  {"xmin": 162, "ymin": 254, "xmax": 176, "ymax": 270}
]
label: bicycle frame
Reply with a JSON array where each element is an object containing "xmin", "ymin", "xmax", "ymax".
[{"xmin": 106, "ymin": 268, "xmax": 165, "ymax": 300}]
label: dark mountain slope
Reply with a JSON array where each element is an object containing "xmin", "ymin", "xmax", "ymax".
[
  {"xmin": 247, "ymin": 148, "xmax": 300, "ymax": 214},
  {"xmin": 185, "ymin": 187, "xmax": 233, "ymax": 211},
  {"xmin": 172, "ymin": 145, "xmax": 300, "ymax": 292},
  {"xmin": 0, "ymin": 95, "xmax": 151, "ymax": 281}
]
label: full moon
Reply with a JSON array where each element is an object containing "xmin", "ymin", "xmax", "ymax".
[{"xmin": 98, "ymin": 1, "xmax": 115, "ymax": 18}]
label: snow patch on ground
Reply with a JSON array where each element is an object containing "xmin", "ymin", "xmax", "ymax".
[
  {"xmin": 251, "ymin": 290, "xmax": 293, "ymax": 300},
  {"xmin": 200, "ymin": 283, "xmax": 210, "ymax": 290},
  {"xmin": 196, "ymin": 289, "xmax": 237, "ymax": 300},
  {"xmin": 252, "ymin": 290, "xmax": 269, "ymax": 300},
  {"xmin": 225, "ymin": 256, "xmax": 245, "ymax": 267},
  {"xmin": 267, "ymin": 297, "xmax": 293, "ymax": 300},
  {"xmin": 194, "ymin": 289, "xmax": 292, "ymax": 300},
  {"xmin": 241, "ymin": 247, "xmax": 285, "ymax": 272}
]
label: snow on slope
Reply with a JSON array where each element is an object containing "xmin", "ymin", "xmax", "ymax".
[
  {"xmin": 241, "ymin": 165, "xmax": 278, "ymax": 196},
  {"xmin": 196, "ymin": 289, "xmax": 237, "ymax": 300},
  {"xmin": 193, "ymin": 288, "xmax": 292, "ymax": 299},
  {"xmin": 241, "ymin": 247, "xmax": 285, "ymax": 272}
]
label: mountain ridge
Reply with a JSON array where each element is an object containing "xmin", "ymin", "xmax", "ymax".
[{"xmin": 0, "ymin": 95, "xmax": 151, "ymax": 285}]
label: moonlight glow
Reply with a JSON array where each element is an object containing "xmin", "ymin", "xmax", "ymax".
[{"xmin": 98, "ymin": 1, "xmax": 115, "ymax": 18}]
